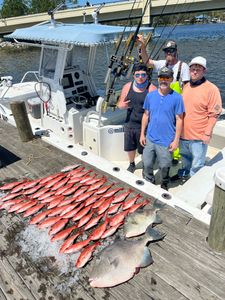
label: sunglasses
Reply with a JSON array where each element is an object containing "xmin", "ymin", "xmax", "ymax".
[
  {"xmin": 158, "ymin": 76, "xmax": 171, "ymax": 82},
  {"xmin": 135, "ymin": 73, "xmax": 147, "ymax": 78},
  {"xmin": 164, "ymin": 48, "xmax": 176, "ymax": 54}
]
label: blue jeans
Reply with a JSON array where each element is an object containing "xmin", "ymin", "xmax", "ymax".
[
  {"xmin": 178, "ymin": 139, "xmax": 208, "ymax": 177},
  {"xmin": 142, "ymin": 138, "xmax": 172, "ymax": 185}
]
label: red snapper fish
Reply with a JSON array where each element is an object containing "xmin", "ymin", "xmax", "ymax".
[
  {"xmin": 101, "ymin": 222, "xmax": 123, "ymax": 239},
  {"xmin": 61, "ymin": 164, "xmax": 81, "ymax": 173},
  {"xmin": 94, "ymin": 183, "xmax": 114, "ymax": 195},
  {"xmin": 87, "ymin": 179, "xmax": 107, "ymax": 192},
  {"xmin": 0, "ymin": 192, "xmax": 21, "ymax": 202},
  {"xmin": 59, "ymin": 231, "xmax": 82, "ymax": 253},
  {"xmin": 39, "ymin": 173, "xmax": 62, "ymax": 185},
  {"xmin": 16, "ymin": 200, "xmax": 38, "ymax": 213},
  {"xmin": 84, "ymin": 214, "xmax": 103, "ymax": 230},
  {"xmin": 48, "ymin": 218, "xmax": 69, "ymax": 236},
  {"xmin": 101, "ymin": 187, "xmax": 123, "ymax": 198},
  {"xmin": 0, "ymin": 198, "xmax": 24, "ymax": 210},
  {"xmin": 29, "ymin": 210, "xmax": 51, "ymax": 225},
  {"xmin": 37, "ymin": 216, "xmax": 62, "ymax": 229},
  {"xmin": 63, "ymin": 238, "xmax": 90, "ymax": 254},
  {"xmin": 122, "ymin": 193, "xmax": 142, "ymax": 210},
  {"xmin": 107, "ymin": 203, "xmax": 122, "ymax": 215},
  {"xmin": 111, "ymin": 188, "xmax": 133, "ymax": 204},
  {"xmin": 23, "ymin": 203, "xmax": 45, "ymax": 217},
  {"xmin": 0, "ymin": 180, "xmax": 26, "ymax": 191},
  {"xmin": 72, "ymin": 205, "xmax": 91, "ymax": 222},
  {"xmin": 88, "ymin": 218, "xmax": 109, "ymax": 241},
  {"xmin": 75, "ymin": 241, "xmax": 101, "ymax": 269},
  {"xmin": 51, "ymin": 224, "xmax": 77, "ymax": 242},
  {"xmin": 109, "ymin": 210, "xmax": 128, "ymax": 227},
  {"xmin": 128, "ymin": 199, "xmax": 149, "ymax": 213}
]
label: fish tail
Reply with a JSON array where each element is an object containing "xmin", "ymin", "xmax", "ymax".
[
  {"xmin": 152, "ymin": 199, "xmax": 165, "ymax": 210},
  {"xmin": 145, "ymin": 226, "xmax": 166, "ymax": 243}
]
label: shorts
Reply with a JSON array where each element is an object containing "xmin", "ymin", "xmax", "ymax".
[{"xmin": 124, "ymin": 126, "xmax": 143, "ymax": 154}]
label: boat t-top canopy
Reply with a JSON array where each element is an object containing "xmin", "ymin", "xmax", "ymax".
[{"xmin": 5, "ymin": 22, "xmax": 153, "ymax": 47}]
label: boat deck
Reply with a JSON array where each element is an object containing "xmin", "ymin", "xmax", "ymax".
[{"xmin": 1, "ymin": 120, "xmax": 225, "ymax": 300}]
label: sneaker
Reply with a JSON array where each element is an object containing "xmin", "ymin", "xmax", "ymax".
[
  {"xmin": 170, "ymin": 174, "xmax": 189, "ymax": 182},
  {"xmin": 161, "ymin": 184, "xmax": 168, "ymax": 191},
  {"xmin": 127, "ymin": 162, "xmax": 135, "ymax": 173},
  {"xmin": 172, "ymin": 158, "xmax": 179, "ymax": 165}
]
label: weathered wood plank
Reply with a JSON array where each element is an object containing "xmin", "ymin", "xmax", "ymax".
[
  {"xmin": 0, "ymin": 256, "xmax": 36, "ymax": 300},
  {"xmin": 0, "ymin": 288, "xmax": 7, "ymax": 300}
]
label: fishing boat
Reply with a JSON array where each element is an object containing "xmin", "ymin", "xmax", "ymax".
[{"xmin": 0, "ymin": 4, "xmax": 225, "ymax": 228}]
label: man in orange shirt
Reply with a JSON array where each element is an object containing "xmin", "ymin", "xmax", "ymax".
[
  {"xmin": 171, "ymin": 56, "xmax": 222, "ymax": 180},
  {"xmin": 117, "ymin": 63, "xmax": 156, "ymax": 173}
]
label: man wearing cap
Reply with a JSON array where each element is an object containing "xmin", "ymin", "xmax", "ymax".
[
  {"xmin": 137, "ymin": 37, "xmax": 190, "ymax": 87},
  {"xmin": 171, "ymin": 56, "xmax": 222, "ymax": 180},
  {"xmin": 140, "ymin": 66, "xmax": 185, "ymax": 190},
  {"xmin": 117, "ymin": 63, "xmax": 156, "ymax": 173}
]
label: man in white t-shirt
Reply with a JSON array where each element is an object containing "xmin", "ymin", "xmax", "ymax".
[{"xmin": 137, "ymin": 38, "xmax": 190, "ymax": 87}]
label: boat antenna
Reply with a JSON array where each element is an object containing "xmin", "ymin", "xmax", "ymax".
[
  {"xmin": 104, "ymin": 0, "xmax": 151, "ymax": 109},
  {"xmin": 48, "ymin": 1, "xmax": 66, "ymax": 27},
  {"xmin": 92, "ymin": 2, "xmax": 105, "ymax": 24}
]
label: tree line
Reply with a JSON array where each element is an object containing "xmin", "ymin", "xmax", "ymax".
[{"xmin": 0, "ymin": 0, "xmax": 77, "ymax": 18}]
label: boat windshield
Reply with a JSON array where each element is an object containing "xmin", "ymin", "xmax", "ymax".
[{"xmin": 40, "ymin": 48, "xmax": 58, "ymax": 79}]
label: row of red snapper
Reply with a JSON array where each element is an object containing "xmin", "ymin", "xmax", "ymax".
[{"xmin": 0, "ymin": 164, "xmax": 150, "ymax": 269}]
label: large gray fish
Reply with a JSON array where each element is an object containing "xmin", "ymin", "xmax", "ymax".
[
  {"xmin": 123, "ymin": 207, "xmax": 162, "ymax": 238},
  {"xmin": 89, "ymin": 227, "xmax": 165, "ymax": 288}
]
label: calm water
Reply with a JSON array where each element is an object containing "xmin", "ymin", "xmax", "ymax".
[{"xmin": 0, "ymin": 23, "xmax": 224, "ymax": 106}]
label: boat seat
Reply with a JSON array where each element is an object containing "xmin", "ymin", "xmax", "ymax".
[{"xmin": 84, "ymin": 109, "xmax": 126, "ymax": 126}]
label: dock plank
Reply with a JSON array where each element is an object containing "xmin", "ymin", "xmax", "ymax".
[{"xmin": 1, "ymin": 120, "xmax": 225, "ymax": 300}]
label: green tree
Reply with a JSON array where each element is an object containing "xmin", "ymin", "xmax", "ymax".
[
  {"xmin": 28, "ymin": 0, "xmax": 77, "ymax": 14},
  {"xmin": 29, "ymin": 0, "xmax": 62, "ymax": 14},
  {"xmin": 1, "ymin": 0, "xmax": 29, "ymax": 18}
]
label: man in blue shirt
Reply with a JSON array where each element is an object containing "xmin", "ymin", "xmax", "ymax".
[{"xmin": 140, "ymin": 66, "xmax": 185, "ymax": 190}]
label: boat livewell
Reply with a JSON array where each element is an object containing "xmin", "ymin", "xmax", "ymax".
[{"xmin": 0, "ymin": 7, "xmax": 225, "ymax": 226}]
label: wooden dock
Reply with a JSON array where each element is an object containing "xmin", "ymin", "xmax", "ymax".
[{"xmin": 1, "ymin": 120, "xmax": 225, "ymax": 300}]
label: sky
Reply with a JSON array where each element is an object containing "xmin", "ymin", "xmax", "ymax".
[{"xmin": 0, "ymin": 1, "xmax": 117, "ymax": 9}]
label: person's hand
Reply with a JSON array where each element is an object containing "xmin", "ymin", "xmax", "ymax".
[
  {"xmin": 202, "ymin": 134, "xmax": 211, "ymax": 144},
  {"xmin": 168, "ymin": 140, "xmax": 179, "ymax": 152},
  {"xmin": 136, "ymin": 34, "xmax": 144, "ymax": 47},
  {"xmin": 117, "ymin": 100, "xmax": 130, "ymax": 109},
  {"xmin": 140, "ymin": 133, "xmax": 146, "ymax": 147}
]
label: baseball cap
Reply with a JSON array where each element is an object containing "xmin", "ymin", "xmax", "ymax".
[
  {"xmin": 189, "ymin": 56, "xmax": 207, "ymax": 69},
  {"xmin": 162, "ymin": 40, "xmax": 177, "ymax": 51},
  {"xmin": 158, "ymin": 66, "xmax": 174, "ymax": 78}
]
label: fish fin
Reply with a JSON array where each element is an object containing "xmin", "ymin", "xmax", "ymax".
[
  {"xmin": 153, "ymin": 214, "xmax": 162, "ymax": 225},
  {"xmin": 145, "ymin": 226, "xmax": 166, "ymax": 243},
  {"xmin": 139, "ymin": 246, "xmax": 153, "ymax": 268},
  {"xmin": 152, "ymin": 199, "xmax": 165, "ymax": 210}
]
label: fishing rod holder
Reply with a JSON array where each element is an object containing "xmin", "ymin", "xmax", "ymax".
[
  {"xmin": 92, "ymin": 2, "xmax": 105, "ymax": 24},
  {"xmin": 48, "ymin": 2, "xmax": 66, "ymax": 27}
]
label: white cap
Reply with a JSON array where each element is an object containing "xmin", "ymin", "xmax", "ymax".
[{"xmin": 189, "ymin": 56, "xmax": 207, "ymax": 69}]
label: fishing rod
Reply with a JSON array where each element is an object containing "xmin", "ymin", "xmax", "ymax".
[
  {"xmin": 104, "ymin": 0, "xmax": 151, "ymax": 108},
  {"xmin": 104, "ymin": 0, "xmax": 137, "ymax": 85}
]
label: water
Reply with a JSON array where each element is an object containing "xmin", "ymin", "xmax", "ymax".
[{"xmin": 0, "ymin": 23, "xmax": 224, "ymax": 106}]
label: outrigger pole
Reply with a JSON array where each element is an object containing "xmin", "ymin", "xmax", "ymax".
[{"xmin": 103, "ymin": 0, "xmax": 151, "ymax": 110}]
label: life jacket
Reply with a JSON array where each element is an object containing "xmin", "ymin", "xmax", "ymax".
[{"xmin": 169, "ymin": 61, "xmax": 183, "ymax": 94}]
